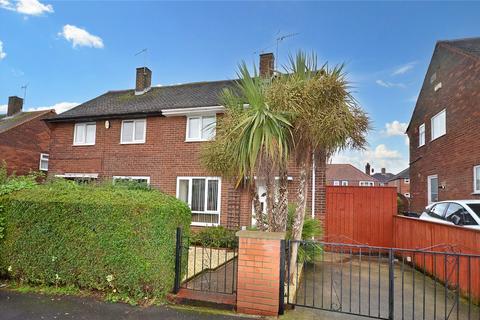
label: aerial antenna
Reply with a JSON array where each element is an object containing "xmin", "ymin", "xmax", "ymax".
[
  {"xmin": 275, "ymin": 32, "xmax": 299, "ymax": 69},
  {"xmin": 20, "ymin": 83, "xmax": 29, "ymax": 104},
  {"xmin": 134, "ymin": 48, "xmax": 148, "ymax": 71}
]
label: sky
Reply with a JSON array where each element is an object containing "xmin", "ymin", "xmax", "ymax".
[{"xmin": 1, "ymin": 1, "xmax": 480, "ymax": 174}]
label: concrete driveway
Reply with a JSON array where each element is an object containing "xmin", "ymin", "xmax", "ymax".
[{"xmin": 0, "ymin": 290, "xmax": 251, "ymax": 320}]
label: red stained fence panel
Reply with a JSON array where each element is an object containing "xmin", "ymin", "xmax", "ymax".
[
  {"xmin": 324, "ymin": 186, "xmax": 397, "ymax": 247},
  {"xmin": 394, "ymin": 216, "xmax": 480, "ymax": 302}
]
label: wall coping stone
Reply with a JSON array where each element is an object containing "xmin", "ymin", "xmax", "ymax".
[{"xmin": 236, "ymin": 230, "xmax": 285, "ymax": 240}]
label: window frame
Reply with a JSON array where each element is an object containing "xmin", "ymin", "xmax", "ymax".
[
  {"xmin": 431, "ymin": 109, "xmax": 446, "ymax": 141},
  {"xmin": 427, "ymin": 174, "xmax": 439, "ymax": 204},
  {"xmin": 39, "ymin": 153, "xmax": 49, "ymax": 171},
  {"xmin": 333, "ymin": 180, "xmax": 340, "ymax": 186},
  {"xmin": 404, "ymin": 178, "xmax": 410, "ymax": 184},
  {"xmin": 359, "ymin": 181, "xmax": 374, "ymax": 187},
  {"xmin": 418, "ymin": 123, "xmax": 425, "ymax": 147},
  {"xmin": 112, "ymin": 176, "xmax": 151, "ymax": 185},
  {"xmin": 120, "ymin": 119, "xmax": 147, "ymax": 144},
  {"xmin": 176, "ymin": 176, "xmax": 221, "ymax": 226},
  {"xmin": 73, "ymin": 122, "xmax": 96, "ymax": 146},
  {"xmin": 474, "ymin": 165, "xmax": 480, "ymax": 194},
  {"xmin": 341, "ymin": 180, "xmax": 348, "ymax": 186},
  {"xmin": 185, "ymin": 114, "xmax": 216, "ymax": 142}
]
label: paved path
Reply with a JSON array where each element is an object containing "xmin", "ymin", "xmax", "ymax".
[{"xmin": 0, "ymin": 290, "xmax": 250, "ymax": 320}]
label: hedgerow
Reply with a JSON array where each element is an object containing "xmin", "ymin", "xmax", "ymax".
[{"xmin": 0, "ymin": 180, "xmax": 191, "ymax": 302}]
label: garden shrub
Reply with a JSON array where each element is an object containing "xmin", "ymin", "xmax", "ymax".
[
  {"xmin": 190, "ymin": 226, "xmax": 237, "ymax": 249},
  {"xmin": 0, "ymin": 181, "xmax": 191, "ymax": 302}
]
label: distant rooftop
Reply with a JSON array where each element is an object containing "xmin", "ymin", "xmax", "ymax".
[
  {"xmin": 0, "ymin": 110, "xmax": 55, "ymax": 134},
  {"xmin": 326, "ymin": 164, "xmax": 378, "ymax": 182},
  {"xmin": 440, "ymin": 37, "xmax": 480, "ymax": 59}
]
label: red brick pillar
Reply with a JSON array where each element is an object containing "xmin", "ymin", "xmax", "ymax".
[{"xmin": 235, "ymin": 230, "xmax": 285, "ymax": 316}]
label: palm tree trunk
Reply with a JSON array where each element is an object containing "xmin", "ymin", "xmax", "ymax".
[
  {"xmin": 265, "ymin": 172, "xmax": 276, "ymax": 231},
  {"xmin": 251, "ymin": 185, "xmax": 266, "ymax": 231},
  {"xmin": 289, "ymin": 155, "xmax": 310, "ymax": 281},
  {"xmin": 273, "ymin": 166, "xmax": 288, "ymax": 232}
]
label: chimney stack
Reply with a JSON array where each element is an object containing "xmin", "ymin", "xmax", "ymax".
[
  {"xmin": 7, "ymin": 96, "xmax": 23, "ymax": 117},
  {"xmin": 135, "ymin": 67, "xmax": 152, "ymax": 95},
  {"xmin": 381, "ymin": 168, "xmax": 386, "ymax": 174},
  {"xmin": 365, "ymin": 163, "xmax": 371, "ymax": 176},
  {"xmin": 259, "ymin": 53, "xmax": 274, "ymax": 78}
]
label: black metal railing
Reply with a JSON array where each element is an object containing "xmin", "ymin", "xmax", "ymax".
[
  {"xmin": 285, "ymin": 240, "xmax": 480, "ymax": 320},
  {"xmin": 174, "ymin": 228, "xmax": 238, "ymax": 295}
]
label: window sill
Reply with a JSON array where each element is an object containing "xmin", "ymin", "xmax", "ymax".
[
  {"xmin": 430, "ymin": 133, "xmax": 446, "ymax": 142},
  {"xmin": 185, "ymin": 139, "xmax": 211, "ymax": 143},
  {"xmin": 472, "ymin": 192, "xmax": 480, "ymax": 195},
  {"xmin": 120, "ymin": 141, "xmax": 146, "ymax": 145},
  {"xmin": 191, "ymin": 222, "xmax": 220, "ymax": 227},
  {"xmin": 417, "ymin": 144, "xmax": 425, "ymax": 148},
  {"xmin": 73, "ymin": 143, "xmax": 95, "ymax": 146}
]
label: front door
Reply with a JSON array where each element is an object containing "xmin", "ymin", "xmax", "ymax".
[{"xmin": 427, "ymin": 174, "xmax": 438, "ymax": 204}]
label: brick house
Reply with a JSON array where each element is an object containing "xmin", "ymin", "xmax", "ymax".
[
  {"xmin": 0, "ymin": 96, "xmax": 55, "ymax": 175},
  {"xmin": 387, "ymin": 168, "xmax": 410, "ymax": 198},
  {"xmin": 46, "ymin": 53, "xmax": 326, "ymax": 229},
  {"xmin": 326, "ymin": 163, "xmax": 379, "ymax": 186},
  {"xmin": 407, "ymin": 37, "xmax": 480, "ymax": 212}
]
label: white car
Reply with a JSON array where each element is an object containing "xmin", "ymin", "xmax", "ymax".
[{"xmin": 419, "ymin": 200, "xmax": 480, "ymax": 230}]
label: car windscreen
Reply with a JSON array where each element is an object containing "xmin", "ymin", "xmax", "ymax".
[{"xmin": 467, "ymin": 204, "xmax": 480, "ymax": 219}]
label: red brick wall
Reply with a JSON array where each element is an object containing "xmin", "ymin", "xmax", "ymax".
[
  {"xmin": 387, "ymin": 178, "xmax": 410, "ymax": 196},
  {"xmin": 407, "ymin": 44, "xmax": 480, "ymax": 212},
  {"xmin": 0, "ymin": 113, "xmax": 52, "ymax": 176}
]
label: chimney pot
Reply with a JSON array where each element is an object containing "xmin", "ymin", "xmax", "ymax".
[
  {"xmin": 365, "ymin": 162, "xmax": 371, "ymax": 176},
  {"xmin": 259, "ymin": 53, "xmax": 274, "ymax": 78},
  {"xmin": 381, "ymin": 168, "xmax": 386, "ymax": 174},
  {"xmin": 135, "ymin": 67, "xmax": 152, "ymax": 95},
  {"xmin": 7, "ymin": 96, "xmax": 23, "ymax": 117}
]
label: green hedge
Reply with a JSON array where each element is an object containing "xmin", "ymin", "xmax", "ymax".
[{"xmin": 0, "ymin": 181, "xmax": 191, "ymax": 302}]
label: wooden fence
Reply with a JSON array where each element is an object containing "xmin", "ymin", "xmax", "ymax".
[
  {"xmin": 394, "ymin": 215, "xmax": 480, "ymax": 302},
  {"xmin": 324, "ymin": 186, "xmax": 397, "ymax": 247}
]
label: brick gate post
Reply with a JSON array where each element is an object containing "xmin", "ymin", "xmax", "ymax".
[{"xmin": 235, "ymin": 230, "xmax": 285, "ymax": 317}]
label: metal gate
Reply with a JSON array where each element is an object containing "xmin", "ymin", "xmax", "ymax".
[
  {"xmin": 285, "ymin": 240, "xmax": 480, "ymax": 320},
  {"xmin": 173, "ymin": 228, "xmax": 238, "ymax": 304}
]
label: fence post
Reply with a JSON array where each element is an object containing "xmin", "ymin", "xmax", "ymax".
[
  {"xmin": 173, "ymin": 227, "xmax": 182, "ymax": 294},
  {"xmin": 279, "ymin": 239, "xmax": 286, "ymax": 315},
  {"xmin": 388, "ymin": 249, "xmax": 394, "ymax": 320}
]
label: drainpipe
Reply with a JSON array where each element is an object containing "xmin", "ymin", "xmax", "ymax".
[{"xmin": 311, "ymin": 152, "xmax": 315, "ymax": 219}]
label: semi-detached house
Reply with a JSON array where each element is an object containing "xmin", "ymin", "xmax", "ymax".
[{"xmin": 46, "ymin": 53, "xmax": 326, "ymax": 229}]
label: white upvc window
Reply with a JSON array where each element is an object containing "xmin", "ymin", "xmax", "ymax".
[
  {"xmin": 418, "ymin": 123, "xmax": 425, "ymax": 147},
  {"xmin": 176, "ymin": 176, "xmax": 221, "ymax": 226},
  {"xmin": 474, "ymin": 165, "xmax": 480, "ymax": 194},
  {"xmin": 39, "ymin": 153, "xmax": 49, "ymax": 171},
  {"xmin": 74, "ymin": 122, "xmax": 96, "ymax": 146},
  {"xmin": 404, "ymin": 178, "xmax": 410, "ymax": 184},
  {"xmin": 113, "ymin": 176, "xmax": 150, "ymax": 185},
  {"xmin": 341, "ymin": 180, "xmax": 348, "ymax": 186},
  {"xmin": 121, "ymin": 119, "xmax": 146, "ymax": 144},
  {"xmin": 333, "ymin": 180, "xmax": 340, "ymax": 186},
  {"xmin": 359, "ymin": 181, "xmax": 375, "ymax": 186},
  {"xmin": 427, "ymin": 174, "xmax": 439, "ymax": 204},
  {"xmin": 404, "ymin": 192, "xmax": 411, "ymax": 198},
  {"xmin": 431, "ymin": 109, "xmax": 446, "ymax": 141},
  {"xmin": 186, "ymin": 115, "xmax": 216, "ymax": 142}
]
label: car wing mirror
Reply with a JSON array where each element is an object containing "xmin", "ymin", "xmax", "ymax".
[{"xmin": 452, "ymin": 214, "xmax": 462, "ymax": 226}]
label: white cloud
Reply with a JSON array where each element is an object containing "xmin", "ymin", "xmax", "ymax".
[
  {"xmin": 385, "ymin": 120, "xmax": 408, "ymax": 136},
  {"xmin": 331, "ymin": 144, "xmax": 408, "ymax": 174},
  {"xmin": 375, "ymin": 79, "xmax": 406, "ymax": 88},
  {"xmin": 0, "ymin": 104, "xmax": 6, "ymax": 113},
  {"xmin": 0, "ymin": 40, "xmax": 6, "ymax": 60},
  {"xmin": 28, "ymin": 102, "xmax": 79, "ymax": 114},
  {"xmin": 405, "ymin": 136, "xmax": 410, "ymax": 146},
  {"xmin": 0, "ymin": 0, "xmax": 53, "ymax": 16},
  {"xmin": 58, "ymin": 25, "xmax": 104, "ymax": 49},
  {"xmin": 392, "ymin": 61, "xmax": 416, "ymax": 76}
]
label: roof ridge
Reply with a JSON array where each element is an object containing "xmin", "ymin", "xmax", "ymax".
[
  {"xmin": 106, "ymin": 78, "xmax": 237, "ymax": 94},
  {"xmin": 438, "ymin": 40, "xmax": 480, "ymax": 61}
]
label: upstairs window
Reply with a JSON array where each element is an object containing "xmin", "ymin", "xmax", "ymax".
[
  {"xmin": 431, "ymin": 109, "xmax": 446, "ymax": 141},
  {"xmin": 39, "ymin": 153, "xmax": 49, "ymax": 171},
  {"xmin": 74, "ymin": 122, "xmax": 96, "ymax": 145},
  {"xmin": 404, "ymin": 178, "xmax": 410, "ymax": 184},
  {"xmin": 186, "ymin": 115, "xmax": 216, "ymax": 141},
  {"xmin": 333, "ymin": 180, "xmax": 340, "ymax": 186},
  {"xmin": 359, "ymin": 181, "xmax": 374, "ymax": 186},
  {"xmin": 341, "ymin": 181, "xmax": 348, "ymax": 186},
  {"xmin": 121, "ymin": 119, "xmax": 146, "ymax": 144},
  {"xmin": 418, "ymin": 123, "xmax": 425, "ymax": 147},
  {"xmin": 474, "ymin": 165, "xmax": 480, "ymax": 194}
]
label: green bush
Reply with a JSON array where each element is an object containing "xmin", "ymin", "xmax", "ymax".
[
  {"xmin": 190, "ymin": 226, "xmax": 237, "ymax": 249},
  {"xmin": 0, "ymin": 181, "xmax": 191, "ymax": 302}
]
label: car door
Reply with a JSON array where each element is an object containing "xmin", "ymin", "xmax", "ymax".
[{"xmin": 444, "ymin": 203, "xmax": 465, "ymax": 226}]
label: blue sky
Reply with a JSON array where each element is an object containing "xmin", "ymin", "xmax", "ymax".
[{"xmin": 1, "ymin": 1, "xmax": 480, "ymax": 173}]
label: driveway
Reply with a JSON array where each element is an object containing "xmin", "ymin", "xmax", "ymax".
[{"xmin": 0, "ymin": 290, "xmax": 251, "ymax": 320}]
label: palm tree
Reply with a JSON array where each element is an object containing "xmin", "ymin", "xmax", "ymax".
[
  {"xmin": 267, "ymin": 51, "xmax": 370, "ymax": 276},
  {"xmin": 201, "ymin": 62, "xmax": 293, "ymax": 232}
]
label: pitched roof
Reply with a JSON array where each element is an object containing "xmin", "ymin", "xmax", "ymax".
[
  {"xmin": 0, "ymin": 110, "xmax": 55, "ymax": 134},
  {"xmin": 388, "ymin": 168, "xmax": 409, "ymax": 182},
  {"xmin": 371, "ymin": 172, "xmax": 395, "ymax": 184},
  {"xmin": 326, "ymin": 164, "xmax": 378, "ymax": 182},
  {"xmin": 440, "ymin": 37, "xmax": 480, "ymax": 59},
  {"xmin": 48, "ymin": 79, "xmax": 238, "ymax": 122}
]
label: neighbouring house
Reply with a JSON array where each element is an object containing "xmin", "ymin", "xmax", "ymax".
[
  {"xmin": 46, "ymin": 53, "xmax": 326, "ymax": 229},
  {"xmin": 407, "ymin": 37, "xmax": 480, "ymax": 212},
  {"xmin": 371, "ymin": 167, "xmax": 394, "ymax": 186},
  {"xmin": 0, "ymin": 96, "xmax": 55, "ymax": 175},
  {"xmin": 387, "ymin": 168, "xmax": 410, "ymax": 198},
  {"xmin": 326, "ymin": 163, "xmax": 379, "ymax": 186}
]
